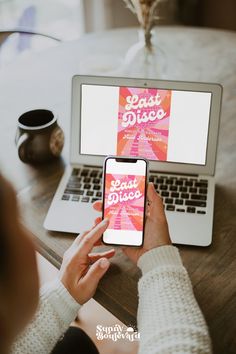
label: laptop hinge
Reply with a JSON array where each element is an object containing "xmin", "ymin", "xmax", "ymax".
[
  {"xmin": 150, "ymin": 170, "xmax": 198, "ymax": 177},
  {"xmin": 83, "ymin": 164, "xmax": 102, "ymax": 169}
]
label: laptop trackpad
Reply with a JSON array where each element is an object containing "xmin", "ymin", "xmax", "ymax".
[{"xmin": 44, "ymin": 201, "xmax": 100, "ymax": 234}]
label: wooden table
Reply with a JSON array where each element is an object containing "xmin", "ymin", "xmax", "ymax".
[{"xmin": 0, "ymin": 27, "xmax": 235, "ymax": 354}]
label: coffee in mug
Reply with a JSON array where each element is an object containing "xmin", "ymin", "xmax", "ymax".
[{"xmin": 15, "ymin": 109, "xmax": 64, "ymax": 164}]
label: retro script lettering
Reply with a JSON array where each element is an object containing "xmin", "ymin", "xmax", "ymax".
[
  {"xmin": 107, "ymin": 178, "xmax": 142, "ymax": 206},
  {"xmin": 121, "ymin": 92, "xmax": 166, "ymax": 128}
]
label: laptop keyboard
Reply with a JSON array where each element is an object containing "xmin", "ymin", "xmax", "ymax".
[
  {"xmin": 62, "ymin": 168, "xmax": 208, "ymax": 215},
  {"xmin": 149, "ymin": 174, "xmax": 207, "ymax": 214},
  {"xmin": 62, "ymin": 168, "xmax": 103, "ymax": 203}
]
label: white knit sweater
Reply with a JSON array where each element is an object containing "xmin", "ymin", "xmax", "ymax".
[{"xmin": 11, "ymin": 246, "xmax": 212, "ymax": 354}]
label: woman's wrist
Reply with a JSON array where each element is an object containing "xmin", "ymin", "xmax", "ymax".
[
  {"xmin": 40, "ymin": 278, "xmax": 81, "ymax": 323},
  {"xmin": 137, "ymin": 245, "xmax": 183, "ymax": 274}
]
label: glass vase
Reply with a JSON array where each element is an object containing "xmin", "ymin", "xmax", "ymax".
[{"xmin": 121, "ymin": 29, "xmax": 167, "ymax": 79}]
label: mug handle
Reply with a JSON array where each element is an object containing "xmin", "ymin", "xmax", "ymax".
[{"xmin": 16, "ymin": 133, "xmax": 31, "ymax": 163}]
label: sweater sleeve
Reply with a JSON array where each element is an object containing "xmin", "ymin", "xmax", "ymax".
[
  {"xmin": 11, "ymin": 278, "xmax": 81, "ymax": 354},
  {"xmin": 137, "ymin": 245, "xmax": 212, "ymax": 354}
]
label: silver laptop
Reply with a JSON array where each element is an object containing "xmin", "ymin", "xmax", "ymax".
[{"xmin": 44, "ymin": 75, "xmax": 222, "ymax": 246}]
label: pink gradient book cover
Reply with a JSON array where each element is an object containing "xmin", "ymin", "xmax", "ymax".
[
  {"xmin": 117, "ymin": 87, "xmax": 172, "ymax": 160},
  {"xmin": 104, "ymin": 174, "xmax": 145, "ymax": 231}
]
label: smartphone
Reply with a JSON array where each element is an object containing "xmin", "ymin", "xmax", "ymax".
[{"xmin": 102, "ymin": 156, "xmax": 148, "ymax": 247}]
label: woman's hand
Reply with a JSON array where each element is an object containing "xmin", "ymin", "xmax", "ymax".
[
  {"xmin": 93, "ymin": 183, "xmax": 171, "ymax": 264},
  {"xmin": 59, "ymin": 219, "xmax": 115, "ymax": 304}
]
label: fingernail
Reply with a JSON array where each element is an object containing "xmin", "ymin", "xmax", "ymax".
[
  {"xmin": 102, "ymin": 218, "xmax": 109, "ymax": 226},
  {"xmin": 151, "ymin": 182, "xmax": 156, "ymax": 193},
  {"xmin": 100, "ymin": 258, "xmax": 109, "ymax": 269}
]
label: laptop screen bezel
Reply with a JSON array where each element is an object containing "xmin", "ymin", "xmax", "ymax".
[{"xmin": 70, "ymin": 75, "xmax": 222, "ymax": 176}]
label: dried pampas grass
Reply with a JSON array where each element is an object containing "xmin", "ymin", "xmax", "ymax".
[{"xmin": 123, "ymin": 0, "xmax": 166, "ymax": 48}]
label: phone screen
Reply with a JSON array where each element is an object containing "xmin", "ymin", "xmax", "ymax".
[{"xmin": 102, "ymin": 157, "xmax": 148, "ymax": 246}]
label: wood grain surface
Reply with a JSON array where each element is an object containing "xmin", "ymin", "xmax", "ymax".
[{"xmin": 0, "ymin": 27, "xmax": 236, "ymax": 354}]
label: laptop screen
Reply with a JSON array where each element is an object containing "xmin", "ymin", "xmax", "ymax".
[{"xmin": 80, "ymin": 84, "xmax": 212, "ymax": 166}]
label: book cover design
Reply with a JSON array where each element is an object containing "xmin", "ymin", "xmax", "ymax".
[
  {"xmin": 104, "ymin": 174, "xmax": 145, "ymax": 231},
  {"xmin": 117, "ymin": 87, "xmax": 172, "ymax": 160}
]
